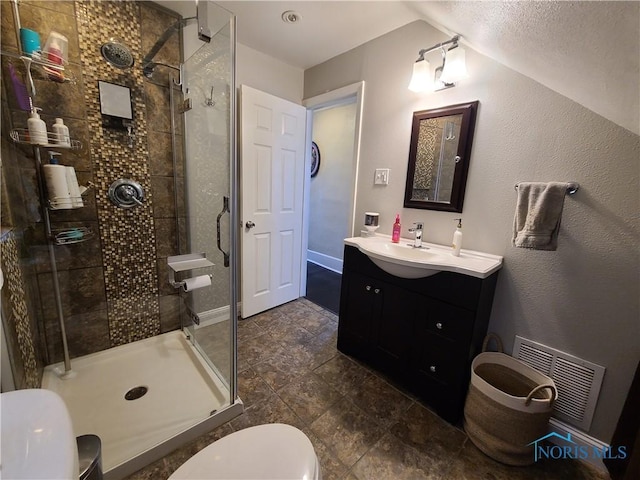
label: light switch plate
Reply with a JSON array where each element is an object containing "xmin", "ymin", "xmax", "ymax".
[{"xmin": 374, "ymin": 168, "xmax": 390, "ymax": 185}]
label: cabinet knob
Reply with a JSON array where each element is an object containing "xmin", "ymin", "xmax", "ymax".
[
  {"xmin": 374, "ymin": 288, "xmax": 380, "ymax": 294},
  {"xmin": 429, "ymin": 365, "xmax": 437, "ymax": 373},
  {"xmin": 365, "ymin": 285, "xmax": 371, "ymax": 291},
  {"xmin": 436, "ymin": 322, "xmax": 443, "ymax": 330}
]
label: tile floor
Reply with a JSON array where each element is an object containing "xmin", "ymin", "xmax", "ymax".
[{"xmin": 126, "ymin": 299, "xmax": 610, "ymax": 480}]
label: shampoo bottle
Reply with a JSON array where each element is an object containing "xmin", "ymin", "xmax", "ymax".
[
  {"xmin": 452, "ymin": 218, "xmax": 463, "ymax": 256},
  {"xmin": 392, "ymin": 214, "xmax": 401, "ymax": 243},
  {"xmin": 52, "ymin": 118, "xmax": 70, "ymax": 147},
  {"xmin": 28, "ymin": 107, "xmax": 48, "ymax": 145}
]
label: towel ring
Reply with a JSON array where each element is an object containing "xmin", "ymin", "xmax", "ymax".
[{"xmin": 514, "ymin": 182, "xmax": 579, "ymax": 195}]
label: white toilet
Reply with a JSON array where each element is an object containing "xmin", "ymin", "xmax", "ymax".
[{"xmin": 169, "ymin": 423, "xmax": 322, "ymax": 480}]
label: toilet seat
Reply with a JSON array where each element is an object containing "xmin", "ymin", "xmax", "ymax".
[{"xmin": 168, "ymin": 423, "xmax": 321, "ymax": 480}]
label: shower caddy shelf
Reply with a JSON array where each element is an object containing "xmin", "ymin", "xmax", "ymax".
[
  {"xmin": 51, "ymin": 227, "xmax": 95, "ymax": 246},
  {"xmin": 10, "ymin": 128, "xmax": 92, "ymax": 232},
  {"xmin": 10, "ymin": 121, "xmax": 87, "ymax": 373},
  {"xmin": 0, "ymin": 49, "xmax": 65, "ymax": 69},
  {"xmin": 10, "ymin": 128, "xmax": 82, "ymax": 149},
  {"xmin": 1, "ymin": 50, "xmax": 76, "ymax": 94},
  {"xmin": 11, "ymin": 143, "xmax": 94, "ymax": 244}
]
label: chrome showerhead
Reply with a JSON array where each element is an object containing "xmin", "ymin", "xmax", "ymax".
[{"xmin": 101, "ymin": 38, "xmax": 134, "ymax": 69}]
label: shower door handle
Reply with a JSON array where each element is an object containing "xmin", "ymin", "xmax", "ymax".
[{"xmin": 216, "ymin": 196, "xmax": 230, "ymax": 267}]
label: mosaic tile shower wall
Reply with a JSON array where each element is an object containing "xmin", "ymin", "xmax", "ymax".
[
  {"xmin": 76, "ymin": 0, "xmax": 161, "ymax": 345},
  {"xmin": 0, "ymin": 231, "xmax": 40, "ymax": 388}
]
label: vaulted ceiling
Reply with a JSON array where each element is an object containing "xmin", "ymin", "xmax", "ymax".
[{"xmin": 163, "ymin": 1, "xmax": 640, "ymax": 135}]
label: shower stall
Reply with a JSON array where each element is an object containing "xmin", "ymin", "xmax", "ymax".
[{"xmin": 0, "ymin": 1, "xmax": 241, "ymax": 478}]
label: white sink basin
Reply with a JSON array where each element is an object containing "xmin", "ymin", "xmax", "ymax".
[
  {"xmin": 0, "ymin": 389, "xmax": 79, "ymax": 480},
  {"xmin": 345, "ymin": 235, "xmax": 503, "ymax": 279}
]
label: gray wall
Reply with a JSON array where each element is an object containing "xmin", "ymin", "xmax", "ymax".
[
  {"xmin": 237, "ymin": 44, "xmax": 304, "ymax": 103},
  {"xmin": 304, "ymin": 20, "xmax": 640, "ymax": 444},
  {"xmin": 309, "ymin": 103, "xmax": 357, "ymax": 262}
]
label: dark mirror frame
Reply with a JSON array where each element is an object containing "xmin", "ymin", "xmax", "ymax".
[{"xmin": 403, "ymin": 101, "xmax": 479, "ymax": 212}]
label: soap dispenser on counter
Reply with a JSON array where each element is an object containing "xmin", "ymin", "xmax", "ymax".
[{"xmin": 452, "ymin": 218, "xmax": 463, "ymax": 256}]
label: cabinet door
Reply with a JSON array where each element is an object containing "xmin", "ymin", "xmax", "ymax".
[
  {"xmin": 369, "ymin": 282, "xmax": 420, "ymax": 375},
  {"xmin": 337, "ymin": 272, "xmax": 380, "ymax": 356}
]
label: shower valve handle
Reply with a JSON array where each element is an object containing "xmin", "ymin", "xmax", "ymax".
[{"xmin": 108, "ymin": 179, "xmax": 144, "ymax": 209}]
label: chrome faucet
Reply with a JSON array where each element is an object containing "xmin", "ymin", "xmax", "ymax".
[{"xmin": 408, "ymin": 222, "xmax": 424, "ymax": 248}]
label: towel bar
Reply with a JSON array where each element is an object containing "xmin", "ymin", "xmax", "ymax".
[{"xmin": 514, "ymin": 182, "xmax": 579, "ymax": 195}]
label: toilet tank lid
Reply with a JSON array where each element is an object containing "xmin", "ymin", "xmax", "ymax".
[{"xmin": 168, "ymin": 423, "xmax": 319, "ymax": 480}]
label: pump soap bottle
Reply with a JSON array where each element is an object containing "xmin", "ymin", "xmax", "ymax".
[
  {"xmin": 52, "ymin": 118, "xmax": 70, "ymax": 147},
  {"xmin": 452, "ymin": 218, "xmax": 463, "ymax": 256},
  {"xmin": 28, "ymin": 107, "xmax": 48, "ymax": 145},
  {"xmin": 392, "ymin": 214, "xmax": 401, "ymax": 243}
]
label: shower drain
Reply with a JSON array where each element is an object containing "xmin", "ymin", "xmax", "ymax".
[{"xmin": 125, "ymin": 386, "xmax": 148, "ymax": 401}]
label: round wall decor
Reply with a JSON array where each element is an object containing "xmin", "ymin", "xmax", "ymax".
[{"xmin": 311, "ymin": 141, "xmax": 320, "ymax": 177}]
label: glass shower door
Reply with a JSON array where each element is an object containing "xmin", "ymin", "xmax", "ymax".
[{"xmin": 180, "ymin": 4, "xmax": 236, "ymax": 402}]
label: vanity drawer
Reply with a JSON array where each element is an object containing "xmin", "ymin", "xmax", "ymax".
[
  {"xmin": 412, "ymin": 333, "xmax": 467, "ymax": 387},
  {"xmin": 420, "ymin": 301, "xmax": 475, "ymax": 343}
]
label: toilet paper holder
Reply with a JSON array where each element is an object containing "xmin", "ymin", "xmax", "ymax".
[
  {"xmin": 179, "ymin": 274, "xmax": 213, "ymax": 292},
  {"xmin": 167, "ymin": 253, "xmax": 215, "ymax": 290}
]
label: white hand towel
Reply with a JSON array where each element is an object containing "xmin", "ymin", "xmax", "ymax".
[{"xmin": 513, "ymin": 182, "xmax": 569, "ymax": 251}]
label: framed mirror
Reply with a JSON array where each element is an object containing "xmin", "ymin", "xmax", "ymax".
[{"xmin": 403, "ymin": 101, "xmax": 478, "ymax": 212}]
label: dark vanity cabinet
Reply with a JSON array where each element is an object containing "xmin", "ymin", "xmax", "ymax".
[{"xmin": 337, "ymin": 245, "xmax": 499, "ymax": 424}]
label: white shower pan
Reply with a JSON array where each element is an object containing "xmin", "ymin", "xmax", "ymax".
[{"xmin": 42, "ymin": 330, "xmax": 243, "ymax": 479}]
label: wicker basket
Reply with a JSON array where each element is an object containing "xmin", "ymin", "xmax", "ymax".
[{"xmin": 463, "ymin": 334, "xmax": 557, "ymax": 466}]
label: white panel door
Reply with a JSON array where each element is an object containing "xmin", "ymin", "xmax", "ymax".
[{"xmin": 240, "ymin": 85, "xmax": 307, "ymax": 318}]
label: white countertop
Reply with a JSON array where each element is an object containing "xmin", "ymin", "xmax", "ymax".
[{"xmin": 344, "ymin": 234, "xmax": 503, "ymax": 279}]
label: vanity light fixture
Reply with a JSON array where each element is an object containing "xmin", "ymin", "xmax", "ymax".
[{"xmin": 409, "ymin": 35, "xmax": 468, "ymax": 92}]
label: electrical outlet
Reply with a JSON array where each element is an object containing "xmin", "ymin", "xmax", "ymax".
[{"xmin": 374, "ymin": 168, "xmax": 390, "ymax": 185}]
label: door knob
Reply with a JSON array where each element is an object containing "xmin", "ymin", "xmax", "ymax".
[{"xmin": 245, "ymin": 221, "xmax": 255, "ymax": 229}]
